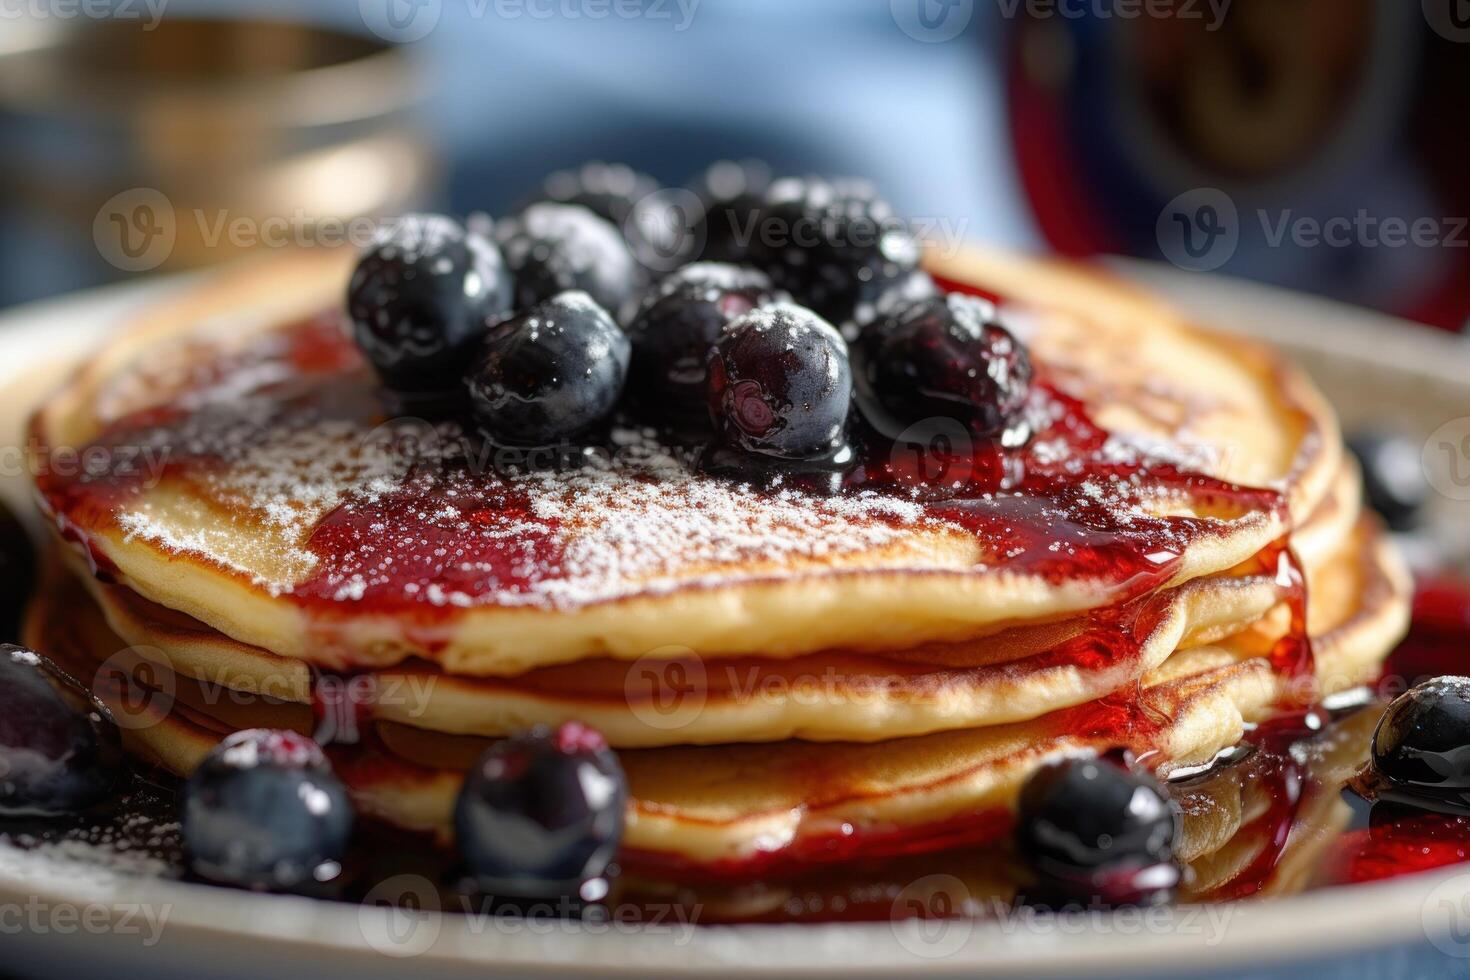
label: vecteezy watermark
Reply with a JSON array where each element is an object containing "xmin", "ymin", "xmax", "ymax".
[
  {"xmin": 358, "ymin": 0, "xmax": 701, "ymax": 43},
  {"xmin": 91, "ymin": 645, "xmax": 178, "ymax": 732},
  {"xmin": 1423, "ymin": 0, "xmax": 1470, "ymax": 43},
  {"xmin": 359, "ymin": 874, "xmax": 444, "ymax": 958},
  {"xmin": 889, "ymin": 876, "xmax": 1238, "ymax": 960},
  {"xmin": 892, "ymin": 0, "xmax": 975, "ymax": 42},
  {"xmin": 91, "ymin": 196, "xmax": 452, "ymax": 273},
  {"xmin": 1423, "ymin": 417, "xmax": 1470, "ymax": 503},
  {"xmin": 1422, "ymin": 873, "xmax": 1470, "ymax": 957},
  {"xmin": 0, "ymin": 898, "xmax": 171, "ymax": 946},
  {"xmin": 356, "ymin": 874, "xmax": 700, "ymax": 957},
  {"xmin": 992, "ymin": 0, "xmax": 1230, "ymax": 30},
  {"xmin": 623, "ymin": 647, "xmax": 708, "ymax": 731},
  {"xmin": 3, "ymin": 436, "xmax": 172, "ymax": 486},
  {"xmin": 93, "ymin": 188, "xmax": 177, "ymax": 274},
  {"xmin": 1156, "ymin": 188, "xmax": 1240, "ymax": 273},
  {"xmin": 1157, "ymin": 188, "xmax": 1469, "ymax": 273},
  {"xmin": 0, "ymin": 0, "xmax": 168, "ymax": 30}
]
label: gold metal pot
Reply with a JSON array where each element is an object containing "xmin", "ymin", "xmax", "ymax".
[{"xmin": 0, "ymin": 15, "xmax": 437, "ymax": 280}]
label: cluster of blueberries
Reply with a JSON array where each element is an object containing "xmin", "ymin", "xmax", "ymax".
[{"xmin": 346, "ymin": 161, "xmax": 1033, "ymax": 482}]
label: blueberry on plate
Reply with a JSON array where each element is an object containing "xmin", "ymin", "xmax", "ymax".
[
  {"xmin": 853, "ymin": 293, "xmax": 1033, "ymax": 444},
  {"xmin": 749, "ymin": 176, "xmax": 921, "ymax": 327},
  {"xmin": 624, "ymin": 263, "xmax": 780, "ymax": 422},
  {"xmin": 182, "ymin": 728, "xmax": 354, "ymax": 890},
  {"xmin": 496, "ymin": 203, "xmax": 641, "ymax": 315},
  {"xmin": 1016, "ymin": 755, "xmax": 1180, "ymax": 907},
  {"xmin": 1372, "ymin": 677, "xmax": 1470, "ymax": 795},
  {"xmin": 454, "ymin": 722, "xmax": 626, "ymax": 897},
  {"xmin": 466, "ymin": 291, "xmax": 630, "ymax": 447},
  {"xmin": 1347, "ymin": 432, "xmax": 1429, "ymax": 531},
  {"xmin": 689, "ymin": 159, "xmax": 772, "ymax": 264},
  {"xmin": 707, "ymin": 304, "xmax": 852, "ymax": 462},
  {"xmin": 0, "ymin": 644, "xmax": 123, "ymax": 817},
  {"xmin": 347, "ymin": 214, "xmax": 514, "ymax": 394}
]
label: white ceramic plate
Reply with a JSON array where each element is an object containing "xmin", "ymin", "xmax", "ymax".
[{"xmin": 2, "ymin": 263, "xmax": 1470, "ymax": 980}]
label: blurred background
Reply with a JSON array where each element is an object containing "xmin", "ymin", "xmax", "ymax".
[{"xmin": 0, "ymin": 0, "xmax": 1466, "ymax": 330}]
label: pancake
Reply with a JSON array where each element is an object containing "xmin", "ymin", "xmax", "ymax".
[
  {"xmin": 24, "ymin": 516, "xmax": 1407, "ymax": 872},
  {"xmin": 60, "ymin": 560, "xmax": 1285, "ymax": 747},
  {"xmin": 29, "ymin": 247, "xmax": 1340, "ymax": 676},
  {"xmin": 57, "ymin": 454, "xmax": 1358, "ymax": 747}
]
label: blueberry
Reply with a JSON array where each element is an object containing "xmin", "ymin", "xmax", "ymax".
[
  {"xmin": 1348, "ymin": 432, "xmax": 1429, "ymax": 531},
  {"xmin": 1372, "ymin": 677, "xmax": 1470, "ymax": 794},
  {"xmin": 347, "ymin": 214, "xmax": 514, "ymax": 394},
  {"xmin": 707, "ymin": 304, "xmax": 852, "ymax": 461},
  {"xmin": 749, "ymin": 176, "xmax": 921, "ymax": 327},
  {"xmin": 1016, "ymin": 756, "xmax": 1179, "ymax": 906},
  {"xmin": 689, "ymin": 159, "xmax": 772, "ymax": 264},
  {"xmin": 496, "ymin": 203, "xmax": 641, "ymax": 315},
  {"xmin": 0, "ymin": 645, "xmax": 123, "ymax": 817},
  {"xmin": 624, "ymin": 263, "xmax": 780, "ymax": 422},
  {"xmin": 853, "ymin": 294, "xmax": 1033, "ymax": 443},
  {"xmin": 466, "ymin": 291, "xmax": 630, "ymax": 447},
  {"xmin": 454, "ymin": 722, "xmax": 626, "ymax": 897},
  {"xmin": 182, "ymin": 729, "xmax": 354, "ymax": 889},
  {"xmin": 539, "ymin": 161, "xmax": 660, "ymax": 234},
  {"xmin": 537, "ymin": 161, "xmax": 672, "ymax": 269},
  {"xmin": 844, "ymin": 267, "xmax": 941, "ymax": 340}
]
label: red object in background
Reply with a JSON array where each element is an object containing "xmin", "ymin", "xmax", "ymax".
[{"xmin": 1004, "ymin": 2, "xmax": 1470, "ymax": 333}]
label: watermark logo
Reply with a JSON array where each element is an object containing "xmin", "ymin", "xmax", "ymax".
[
  {"xmin": 1424, "ymin": 0, "xmax": 1470, "ymax": 42},
  {"xmin": 360, "ymin": 873, "xmax": 443, "ymax": 957},
  {"xmin": 94, "ymin": 188, "xmax": 176, "ymax": 273},
  {"xmin": 892, "ymin": 0, "xmax": 974, "ymax": 41},
  {"xmin": 0, "ymin": 0, "xmax": 169, "ymax": 31},
  {"xmin": 1156, "ymin": 187, "xmax": 1239, "ymax": 273},
  {"xmin": 91, "ymin": 646, "xmax": 177, "ymax": 731},
  {"xmin": 889, "ymin": 874, "xmax": 975, "ymax": 958},
  {"xmin": 992, "ymin": 0, "xmax": 1231, "ymax": 30},
  {"xmin": 624, "ymin": 647, "xmax": 707, "ymax": 731},
  {"xmin": 0, "ymin": 898, "xmax": 171, "ymax": 945},
  {"xmin": 359, "ymin": 0, "xmax": 443, "ymax": 42},
  {"xmin": 1424, "ymin": 417, "xmax": 1470, "ymax": 502},
  {"xmin": 1423, "ymin": 873, "xmax": 1470, "ymax": 957},
  {"xmin": 626, "ymin": 187, "xmax": 705, "ymax": 273}
]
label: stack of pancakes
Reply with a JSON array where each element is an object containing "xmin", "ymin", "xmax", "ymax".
[{"xmin": 24, "ymin": 247, "xmax": 1409, "ymax": 888}]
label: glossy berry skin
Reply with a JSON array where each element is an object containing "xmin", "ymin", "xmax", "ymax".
[
  {"xmin": 539, "ymin": 161, "xmax": 660, "ymax": 235},
  {"xmin": 845, "ymin": 267, "xmax": 941, "ymax": 340},
  {"xmin": 496, "ymin": 203, "xmax": 641, "ymax": 315},
  {"xmin": 347, "ymin": 214, "xmax": 514, "ymax": 394},
  {"xmin": 1016, "ymin": 756, "xmax": 1180, "ymax": 906},
  {"xmin": 854, "ymin": 294, "xmax": 1032, "ymax": 442},
  {"xmin": 708, "ymin": 304, "xmax": 852, "ymax": 461},
  {"xmin": 749, "ymin": 177, "xmax": 921, "ymax": 327},
  {"xmin": 625, "ymin": 263, "xmax": 780, "ymax": 421},
  {"xmin": 1348, "ymin": 432, "xmax": 1428, "ymax": 531},
  {"xmin": 454, "ymin": 722, "xmax": 626, "ymax": 896},
  {"xmin": 0, "ymin": 645, "xmax": 123, "ymax": 817},
  {"xmin": 689, "ymin": 159, "xmax": 772, "ymax": 264},
  {"xmin": 182, "ymin": 729, "xmax": 354, "ymax": 890},
  {"xmin": 536, "ymin": 161, "xmax": 677, "ymax": 268},
  {"xmin": 466, "ymin": 291, "xmax": 630, "ymax": 447},
  {"xmin": 1372, "ymin": 677, "xmax": 1470, "ymax": 793}
]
